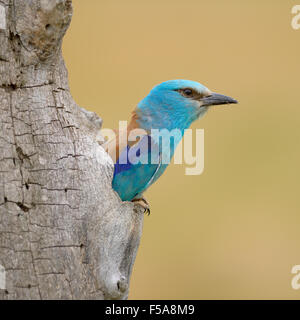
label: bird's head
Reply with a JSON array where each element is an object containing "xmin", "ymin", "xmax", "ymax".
[{"xmin": 136, "ymin": 79, "xmax": 238, "ymax": 131}]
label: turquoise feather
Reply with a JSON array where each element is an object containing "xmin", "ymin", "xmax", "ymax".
[{"xmin": 111, "ymin": 79, "xmax": 237, "ymax": 201}]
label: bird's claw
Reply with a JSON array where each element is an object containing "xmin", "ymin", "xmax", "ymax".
[{"xmin": 132, "ymin": 197, "xmax": 151, "ymax": 216}]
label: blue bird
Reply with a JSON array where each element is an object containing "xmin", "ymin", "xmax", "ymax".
[{"xmin": 105, "ymin": 80, "xmax": 237, "ymax": 214}]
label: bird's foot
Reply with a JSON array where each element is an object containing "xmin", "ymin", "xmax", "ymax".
[{"xmin": 132, "ymin": 197, "xmax": 150, "ymax": 216}]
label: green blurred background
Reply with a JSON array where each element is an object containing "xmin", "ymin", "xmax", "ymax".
[{"xmin": 63, "ymin": 0, "xmax": 300, "ymax": 299}]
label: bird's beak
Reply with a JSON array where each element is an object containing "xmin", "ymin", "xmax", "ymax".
[{"xmin": 201, "ymin": 92, "xmax": 238, "ymax": 107}]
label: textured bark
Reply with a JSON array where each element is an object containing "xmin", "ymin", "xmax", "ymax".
[{"xmin": 0, "ymin": 0, "xmax": 144, "ymax": 300}]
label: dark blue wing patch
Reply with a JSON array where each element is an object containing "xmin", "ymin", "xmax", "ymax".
[{"xmin": 112, "ymin": 135, "xmax": 162, "ymax": 201}]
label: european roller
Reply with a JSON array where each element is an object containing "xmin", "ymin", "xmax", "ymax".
[{"xmin": 105, "ymin": 80, "xmax": 237, "ymax": 214}]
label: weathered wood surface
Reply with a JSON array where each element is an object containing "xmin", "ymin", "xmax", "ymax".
[{"xmin": 0, "ymin": 0, "xmax": 144, "ymax": 300}]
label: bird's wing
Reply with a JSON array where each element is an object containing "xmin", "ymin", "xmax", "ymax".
[
  {"xmin": 112, "ymin": 135, "xmax": 166, "ymax": 201},
  {"xmin": 103, "ymin": 110, "xmax": 141, "ymax": 163}
]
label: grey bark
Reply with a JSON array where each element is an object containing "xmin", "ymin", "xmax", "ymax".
[{"xmin": 0, "ymin": 0, "xmax": 144, "ymax": 300}]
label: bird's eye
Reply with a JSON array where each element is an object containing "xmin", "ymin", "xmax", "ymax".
[
  {"xmin": 183, "ymin": 89, "xmax": 193, "ymax": 96},
  {"xmin": 177, "ymin": 88, "xmax": 196, "ymax": 98}
]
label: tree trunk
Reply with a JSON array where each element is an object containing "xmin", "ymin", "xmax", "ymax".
[{"xmin": 0, "ymin": 0, "xmax": 144, "ymax": 300}]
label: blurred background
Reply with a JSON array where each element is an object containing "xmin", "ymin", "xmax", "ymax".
[{"xmin": 63, "ymin": 0, "xmax": 300, "ymax": 299}]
